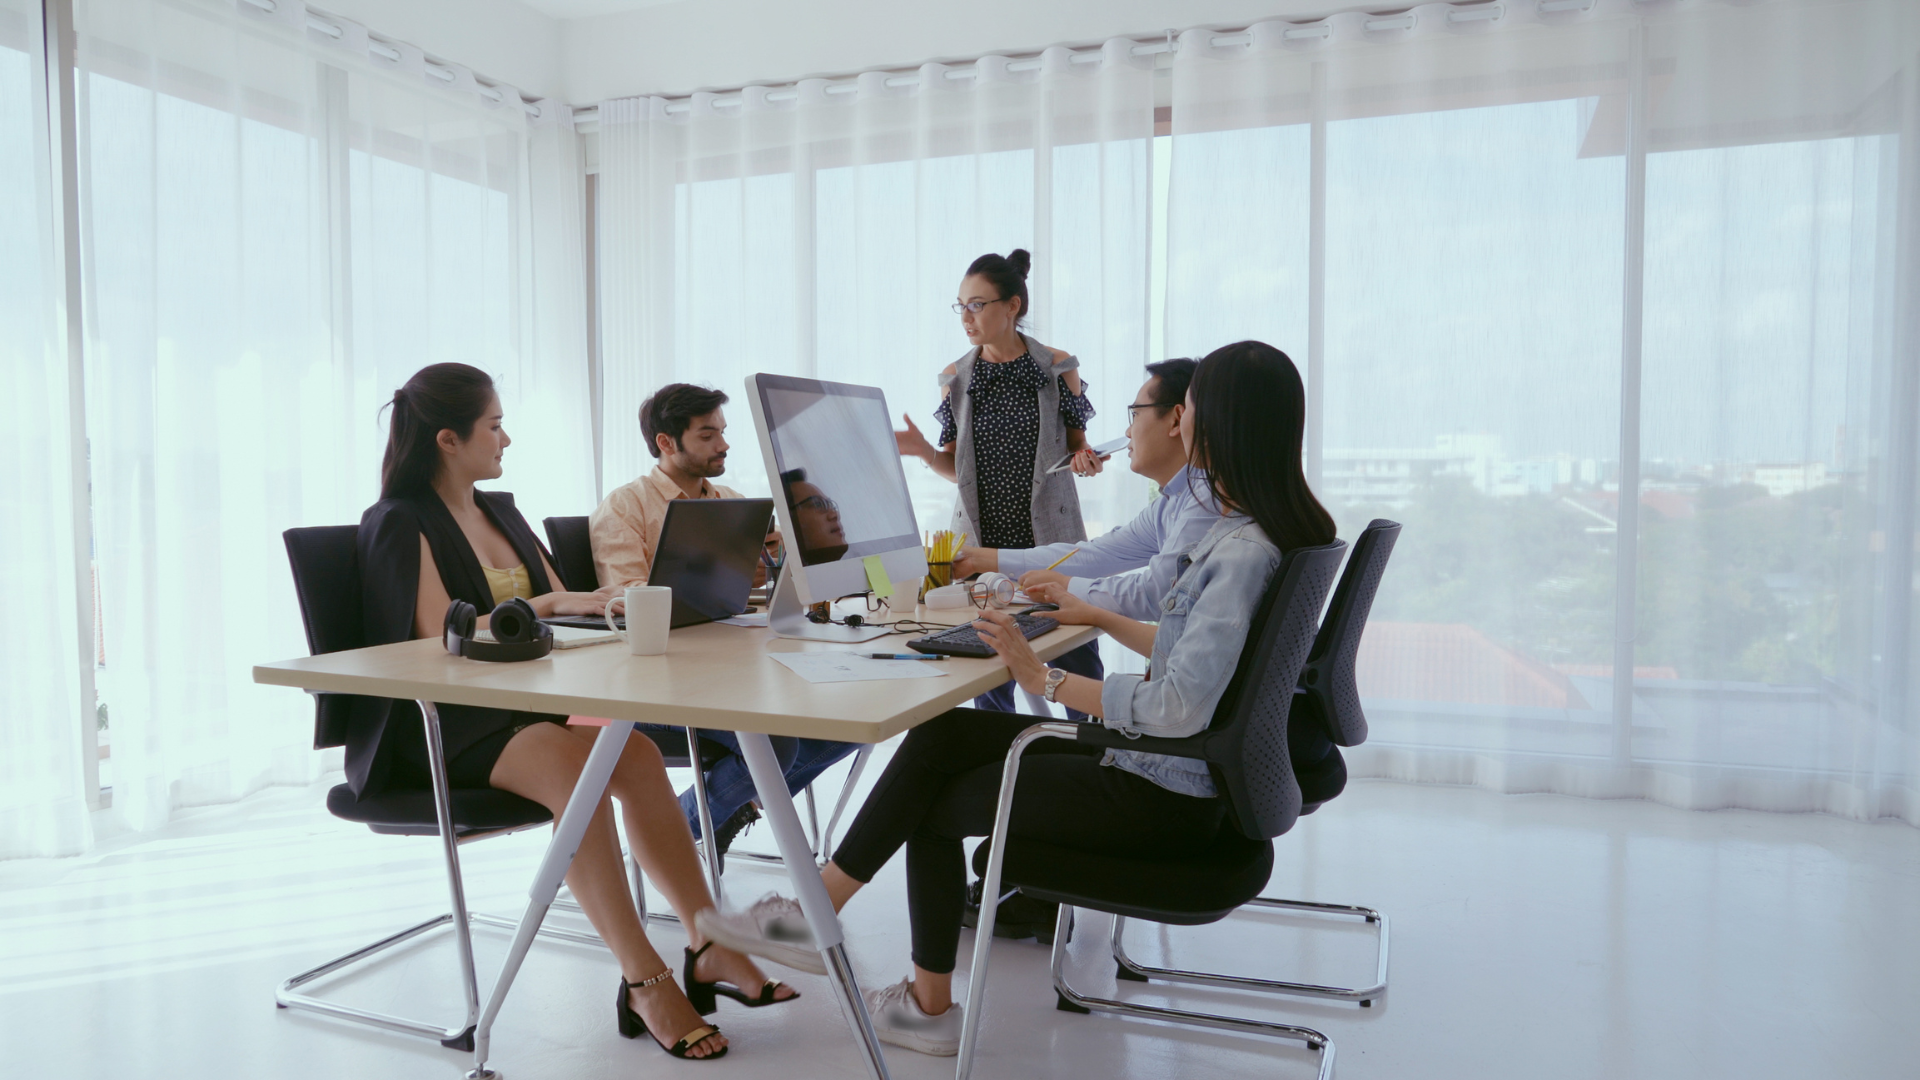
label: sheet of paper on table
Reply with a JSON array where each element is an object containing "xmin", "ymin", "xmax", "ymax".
[
  {"xmin": 720, "ymin": 612, "xmax": 770, "ymax": 627},
  {"xmin": 768, "ymin": 650, "xmax": 949, "ymax": 684}
]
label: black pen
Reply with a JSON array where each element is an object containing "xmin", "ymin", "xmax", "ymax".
[{"xmin": 867, "ymin": 653, "xmax": 946, "ymax": 661}]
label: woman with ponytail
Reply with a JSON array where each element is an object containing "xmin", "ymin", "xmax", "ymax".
[
  {"xmin": 353, "ymin": 363, "xmax": 795, "ymax": 1062},
  {"xmin": 892, "ymin": 249, "xmax": 1108, "ymax": 716}
]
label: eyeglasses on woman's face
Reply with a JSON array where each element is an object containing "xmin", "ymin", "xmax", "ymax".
[{"xmin": 951, "ymin": 297, "xmax": 1012, "ymax": 316}]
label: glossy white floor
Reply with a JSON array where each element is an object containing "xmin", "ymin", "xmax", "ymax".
[{"xmin": 3, "ymin": 758, "xmax": 1916, "ymax": 1080}]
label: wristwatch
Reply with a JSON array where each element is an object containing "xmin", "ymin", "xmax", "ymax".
[{"xmin": 1043, "ymin": 667, "xmax": 1070, "ymax": 703}]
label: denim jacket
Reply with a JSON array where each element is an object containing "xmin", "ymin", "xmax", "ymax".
[{"xmin": 1096, "ymin": 513, "xmax": 1283, "ymax": 798}]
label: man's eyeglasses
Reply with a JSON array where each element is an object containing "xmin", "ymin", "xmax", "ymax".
[
  {"xmin": 795, "ymin": 494, "xmax": 838, "ymax": 513},
  {"xmin": 1126, "ymin": 402, "xmax": 1178, "ymax": 421},
  {"xmin": 951, "ymin": 297, "xmax": 1013, "ymax": 315}
]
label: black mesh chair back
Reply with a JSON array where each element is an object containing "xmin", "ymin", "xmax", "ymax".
[
  {"xmin": 1297, "ymin": 519, "xmax": 1400, "ymax": 748},
  {"xmin": 542, "ymin": 516, "xmax": 598, "ymax": 592},
  {"xmin": 283, "ymin": 526, "xmax": 363, "ymax": 750},
  {"xmin": 1203, "ymin": 540, "xmax": 1347, "ymax": 841}
]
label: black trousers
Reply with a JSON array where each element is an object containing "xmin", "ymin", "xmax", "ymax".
[{"xmin": 830, "ymin": 708, "xmax": 1224, "ymax": 975}]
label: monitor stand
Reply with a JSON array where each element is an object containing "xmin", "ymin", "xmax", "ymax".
[{"xmin": 766, "ymin": 562, "xmax": 893, "ymax": 643}]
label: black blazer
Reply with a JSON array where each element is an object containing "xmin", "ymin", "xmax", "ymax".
[{"xmin": 342, "ymin": 490, "xmax": 558, "ymax": 798}]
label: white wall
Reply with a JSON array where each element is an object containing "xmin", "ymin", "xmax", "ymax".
[{"xmin": 560, "ymin": 0, "xmax": 1360, "ymax": 103}]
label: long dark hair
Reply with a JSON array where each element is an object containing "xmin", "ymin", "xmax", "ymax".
[
  {"xmin": 965, "ymin": 248, "xmax": 1031, "ymax": 328},
  {"xmin": 1186, "ymin": 341, "xmax": 1335, "ymax": 552},
  {"xmin": 380, "ymin": 363, "xmax": 497, "ymax": 500}
]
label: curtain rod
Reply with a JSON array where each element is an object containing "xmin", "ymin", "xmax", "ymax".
[
  {"xmin": 237, "ymin": 0, "xmax": 547, "ymax": 119},
  {"xmin": 568, "ymin": 0, "xmax": 1551, "ymax": 123}
]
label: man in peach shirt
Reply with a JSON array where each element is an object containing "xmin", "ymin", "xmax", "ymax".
[
  {"xmin": 590, "ymin": 382, "xmax": 855, "ymax": 861},
  {"xmin": 588, "ymin": 384, "xmax": 750, "ymax": 588}
]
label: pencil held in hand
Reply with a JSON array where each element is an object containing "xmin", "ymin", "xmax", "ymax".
[{"xmin": 1040, "ymin": 549, "xmax": 1077, "ymax": 573}]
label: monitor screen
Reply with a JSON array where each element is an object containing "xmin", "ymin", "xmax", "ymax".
[{"xmin": 755, "ymin": 375, "xmax": 921, "ymax": 567}]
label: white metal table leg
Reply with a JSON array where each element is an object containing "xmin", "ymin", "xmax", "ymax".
[
  {"xmin": 420, "ymin": 702, "xmax": 483, "ymax": 1043},
  {"xmin": 735, "ymin": 732, "xmax": 891, "ymax": 1080},
  {"xmin": 464, "ymin": 720, "xmax": 636, "ymax": 1080},
  {"xmin": 820, "ymin": 744, "xmax": 872, "ymax": 858}
]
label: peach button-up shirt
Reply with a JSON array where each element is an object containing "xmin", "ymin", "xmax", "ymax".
[{"xmin": 589, "ymin": 466, "xmax": 745, "ymax": 588}]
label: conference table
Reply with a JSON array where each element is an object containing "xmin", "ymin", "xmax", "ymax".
[{"xmin": 254, "ymin": 614, "xmax": 1101, "ymax": 1080}]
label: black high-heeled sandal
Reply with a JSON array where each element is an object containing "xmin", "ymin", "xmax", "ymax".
[
  {"xmin": 684, "ymin": 940, "xmax": 801, "ymax": 1015},
  {"xmin": 617, "ymin": 969, "xmax": 727, "ymax": 1060}
]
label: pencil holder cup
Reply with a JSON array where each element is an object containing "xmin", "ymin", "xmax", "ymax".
[{"xmin": 923, "ymin": 560, "xmax": 953, "ymax": 597}]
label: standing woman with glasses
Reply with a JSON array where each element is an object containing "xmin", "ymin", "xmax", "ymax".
[{"xmin": 894, "ymin": 248, "xmax": 1106, "ymax": 713}]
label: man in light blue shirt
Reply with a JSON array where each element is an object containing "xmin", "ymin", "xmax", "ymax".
[{"xmin": 955, "ymin": 359, "xmax": 1220, "ymax": 622}]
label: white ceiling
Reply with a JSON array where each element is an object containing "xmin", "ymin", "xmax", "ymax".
[{"xmin": 516, "ymin": 0, "xmax": 691, "ymax": 18}]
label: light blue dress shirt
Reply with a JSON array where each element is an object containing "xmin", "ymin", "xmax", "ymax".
[
  {"xmin": 996, "ymin": 466, "xmax": 1223, "ymax": 621},
  {"xmin": 1097, "ymin": 513, "xmax": 1285, "ymax": 799}
]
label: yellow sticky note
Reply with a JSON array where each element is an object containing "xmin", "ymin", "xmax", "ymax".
[{"xmin": 863, "ymin": 554, "xmax": 894, "ymax": 598}]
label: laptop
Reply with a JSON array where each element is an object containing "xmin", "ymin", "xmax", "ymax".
[{"xmin": 545, "ymin": 498, "xmax": 775, "ymax": 631}]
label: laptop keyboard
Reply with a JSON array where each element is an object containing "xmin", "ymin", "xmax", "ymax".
[{"xmin": 907, "ymin": 611, "xmax": 1060, "ymax": 658}]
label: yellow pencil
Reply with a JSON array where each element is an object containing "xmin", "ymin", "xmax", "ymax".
[{"xmin": 1040, "ymin": 549, "xmax": 1078, "ymax": 573}]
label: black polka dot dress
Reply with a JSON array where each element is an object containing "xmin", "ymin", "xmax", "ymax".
[{"xmin": 935, "ymin": 352, "xmax": 1095, "ymax": 548}]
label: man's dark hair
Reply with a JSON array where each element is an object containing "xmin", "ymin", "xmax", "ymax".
[
  {"xmin": 640, "ymin": 383, "xmax": 729, "ymax": 458},
  {"xmin": 1143, "ymin": 357, "xmax": 1198, "ymax": 410}
]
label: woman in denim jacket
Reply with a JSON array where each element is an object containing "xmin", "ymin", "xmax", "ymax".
[{"xmin": 702, "ymin": 341, "xmax": 1337, "ymax": 1056}]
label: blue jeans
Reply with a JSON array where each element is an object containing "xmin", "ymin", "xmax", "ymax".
[
  {"xmin": 653, "ymin": 728, "xmax": 859, "ymax": 839},
  {"xmin": 972, "ymin": 641, "xmax": 1105, "ymax": 721}
]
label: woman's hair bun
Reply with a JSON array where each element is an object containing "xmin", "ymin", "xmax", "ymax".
[{"xmin": 1007, "ymin": 248, "xmax": 1031, "ymax": 278}]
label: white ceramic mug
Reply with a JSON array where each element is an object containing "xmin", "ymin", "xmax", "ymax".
[{"xmin": 607, "ymin": 585, "xmax": 671, "ymax": 656}]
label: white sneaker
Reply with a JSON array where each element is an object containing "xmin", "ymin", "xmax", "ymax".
[
  {"xmin": 864, "ymin": 977, "xmax": 962, "ymax": 1056},
  {"xmin": 696, "ymin": 894, "xmax": 826, "ymax": 975}
]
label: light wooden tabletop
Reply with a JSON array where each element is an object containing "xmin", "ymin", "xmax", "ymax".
[{"xmin": 253, "ymin": 619, "xmax": 1101, "ymax": 744}]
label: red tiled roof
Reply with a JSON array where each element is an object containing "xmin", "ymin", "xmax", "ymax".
[{"xmin": 1357, "ymin": 622, "xmax": 1590, "ymax": 709}]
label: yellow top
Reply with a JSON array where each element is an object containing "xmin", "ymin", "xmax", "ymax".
[{"xmin": 482, "ymin": 564, "xmax": 533, "ymax": 607}]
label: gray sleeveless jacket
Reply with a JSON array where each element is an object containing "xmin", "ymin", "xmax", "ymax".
[{"xmin": 942, "ymin": 333, "xmax": 1088, "ymax": 547}]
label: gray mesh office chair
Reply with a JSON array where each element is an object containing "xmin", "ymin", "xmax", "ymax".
[
  {"xmin": 1102, "ymin": 519, "xmax": 1400, "ymax": 1009},
  {"xmin": 956, "ymin": 538, "xmax": 1353, "ymax": 1080}
]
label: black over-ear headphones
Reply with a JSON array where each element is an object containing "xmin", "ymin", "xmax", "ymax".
[{"xmin": 444, "ymin": 597, "xmax": 554, "ymax": 662}]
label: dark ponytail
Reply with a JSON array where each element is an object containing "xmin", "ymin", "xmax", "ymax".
[
  {"xmin": 965, "ymin": 248, "xmax": 1031, "ymax": 328},
  {"xmin": 380, "ymin": 363, "xmax": 497, "ymax": 500},
  {"xmin": 1186, "ymin": 341, "xmax": 1336, "ymax": 553}
]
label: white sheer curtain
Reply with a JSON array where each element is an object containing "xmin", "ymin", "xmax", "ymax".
[
  {"xmin": 1166, "ymin": 0, "xmax": 1920, "ymax": 821},
  {"xmin": 0, "ymin": 0, "xmax": 95, "ymax": 858},
  {"xmin": 73, "ymin": 0, "xmax": 591, "ymax": 833},
  {"xmin": 597, "ymin": 42, "xmax": 1154, "ymax": 540}
]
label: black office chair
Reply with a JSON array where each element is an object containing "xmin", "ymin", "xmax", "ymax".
[
  {"xmin": 542, "ymin": 514, "xmax": 875, "ymax": 879},
  {"xmin": 957, "ymin": 539, "xmax": 1350, "ymax": 1080},
  {"xmin": 1102, "ymin": 519, "xmax": 1400, "ymax": 1013},
  {"xmin": 278, "ymin": 526, "xmax": 598, "ymax": 1053}
]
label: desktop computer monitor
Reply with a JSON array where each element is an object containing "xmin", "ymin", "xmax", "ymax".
[{"xmin": 746, "ymin": 373, "xmax": 928, "ymax": 642}]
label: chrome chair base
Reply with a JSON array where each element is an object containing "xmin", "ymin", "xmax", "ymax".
[
  {"xmin": 1111, "ymin": 897, "xmax": 1389, "ymax": 1006},
  {"xmin": 1052, "ymin": 906, "xmax": 1336, "ymax": 1080},
  {"xmin": 276, "ymin": 906, "xmax": 606, "ymax": 1052}
]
